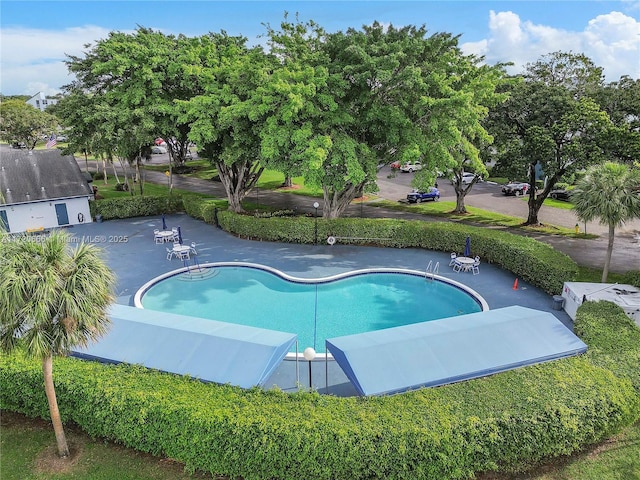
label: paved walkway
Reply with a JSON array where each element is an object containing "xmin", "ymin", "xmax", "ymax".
[{"xmin": 86, "ymin": 159, "xmax": 640, "ymax": 273}]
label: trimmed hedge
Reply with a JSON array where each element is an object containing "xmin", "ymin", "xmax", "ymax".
[
  {"xmin": 216, "ymin": 211, "xmax": 578, "ymax": 295},
  {"xmin": 89, "ymin": 195, "xmax": 183, "ymax": 220},
  {"xmin": 1, "ymin": 301, "xmax": 638, "ymax": 479}
]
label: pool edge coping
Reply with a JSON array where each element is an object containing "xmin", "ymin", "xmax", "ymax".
[{"xmin": 132, "ymin": 261, "xmax": 490, "ymax": 360}]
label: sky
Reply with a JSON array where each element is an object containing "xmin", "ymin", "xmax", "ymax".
[{"xmin": 1, "ymin": 1, "xmax": 639, "ymax": 96}]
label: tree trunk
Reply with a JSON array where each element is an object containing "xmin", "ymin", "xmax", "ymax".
[
  {"xmin": 323, "ymin": 182, "xmax": 361, "ymax": 218},
  {"xmin": 42, "ymin": 355, "xmax": 69, "ymax": 458},
  {"xmin": 102, "ymin": 158, "xmax": 108, "ymax": 184},
  {"xmin": 526, "ymin": 194, "xmax": 541, "ymax": 225},
  {"xmin": 452, "ymin": 181, "xmax": 473, "ymax": 214},
  {"xmin": 283, "ymin": 176, "xmax": 293, "ymax": 188},
  {"xmin": 136, "ymin": 159, "xmax": 145, "ymax": 196},
  {"xmin": 453, "ymin": 192, "xmax": 468, "ymax": 214},
  {"xmin": 216, "ymin": 160, "xmax": 264, "ymax": 214},
  {"xmin": 602, "ymin": 223, "xmax": 615, "ymax": 283}
]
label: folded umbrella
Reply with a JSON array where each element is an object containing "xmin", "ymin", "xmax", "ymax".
[
  {"xmin": 178, "ymin": 226, "xmax": 183, "ymax": 245},
  {"xmin": 162, "ymin": 214, "xmax": 167, "ymax": 231},
  {"xmin": 464, "ymin": 236, "xmax": 471, "ymax": 257}
]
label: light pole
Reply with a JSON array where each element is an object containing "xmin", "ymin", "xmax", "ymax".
[
  {"xmin": 303, "ymin": 347, "xmax": 316, "ymax": 389},
  {"xmin": 313, "ymin": 202, "xmax": 319, "ymax": 245}
]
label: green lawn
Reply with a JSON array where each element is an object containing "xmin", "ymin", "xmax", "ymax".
[
  {"xmin": 2, "ymin": 411, "xmax": 637, "ymax": 480},
  {"xmin": 92, "ymin": 177, "xmax": 216, "ymax": 200}
]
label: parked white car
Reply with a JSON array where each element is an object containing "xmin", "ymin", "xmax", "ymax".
[
  {"xmin": 461, "ymin": 172, "xmax": 478, "ymax": 184},
  {"xmin": 400, "ymin": 161, "xmax": 423, "ymax": 173}
]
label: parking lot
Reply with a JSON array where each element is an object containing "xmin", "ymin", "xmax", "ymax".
[{"xmin": 375, "ymin": 166, "xmax": 640, "ymax": 237}]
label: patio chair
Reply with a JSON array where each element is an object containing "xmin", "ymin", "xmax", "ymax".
[
  {"xmin": 452, "ymin": 258, "xmax": 463, "ymax": 273},
  {"xmin": 449, "ymin": 252, "xmax": 457, "ymax": 266},
  {"xmin": 190, "ymin": 242, "xmax": 198, "ymax": 254},
  {"xmin": 166, "ymin": 248, "xmax": 174, "ymax": 260},
  {"xmin": 154, "ymin": 229, "xmax": 164, "ymax": 244},
  {"xmin": 472, "ymin": 256, "xmax": 480, "ymax": 275},
  {"xmin": 177, "ymin": 249, "xmax": 190, "ymax": 261}
]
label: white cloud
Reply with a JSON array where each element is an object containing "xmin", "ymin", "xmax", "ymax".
[
  {"xmin": 461, "ymin": 10, "xmax": 640, "ymax": 81},
  {"xmin": 0, "ymin": 26, "xmax": 113, "ymax": 95}
]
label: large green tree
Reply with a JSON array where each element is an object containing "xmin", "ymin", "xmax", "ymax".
[
  {"xmin": 594, "ymin": 76, "xmax": 640, "ymax": 165},
  {"xmin": 64, "ymin": 28, "xmax": 198, "ymax": 194},
  {"xmin": 180, "ymin": 32, "xmax": 270, "ymax": 212},
  {"xmin": 0, "ymin": 231, "xmax": 115, "ymax": 457},
  {"xmin": 572, "ymin": 162, "xmax": 640, "ymax": 282},
  {"xmin": 486, "ymin": 52, "xmax": 612, "ymax": 225},
  {"xmin": 262, "ymin": 21, "xmax": 508, "ymax": 217},
  {"xmin": 0, "ymin": 99, "xmax": 58, "ymax": 149}
]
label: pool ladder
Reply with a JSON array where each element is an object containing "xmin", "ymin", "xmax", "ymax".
[{"xmin": 425, "ymin": 260, "xmax": 439, "ymax": 280}]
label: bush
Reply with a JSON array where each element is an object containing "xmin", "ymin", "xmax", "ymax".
[
  {"xmin": 89, "ymin": 195, "xmax": 183, "ymax": 220},
  {"xmin": 93, "ymin": 171, "xmax": 105, "ymax": 181},
  {"xmin": 1, "ymin": 302, "xmax": 638, "ymax": 480},
  {"xmin": 216, "ymin": 211, "xmax": 577, "ymax": 295}
]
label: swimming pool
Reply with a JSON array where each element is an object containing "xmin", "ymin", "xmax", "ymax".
[{"xmin": 134, "ymin": 263, "xmax": 488, "ymax": 354}]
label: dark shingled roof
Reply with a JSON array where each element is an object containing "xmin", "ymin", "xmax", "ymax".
[{"xmin": 0, "ymin": 149, "xmax": 92, "ymax": 206}]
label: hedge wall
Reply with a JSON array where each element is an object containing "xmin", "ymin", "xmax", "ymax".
[
  {"xmin": 89, "ymin": 195, "xmax": 183, "ymax": 220},
  {"xmin": 215, "ymin": 211, "xmax": 578, "ymax": 295},
  {"xmin": 1, "ymin": 302, "xmax": 638, "ymax": 480}
]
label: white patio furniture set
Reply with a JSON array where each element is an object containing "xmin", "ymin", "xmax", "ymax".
[
  {"xmin": 449, "ymin": 252, "xmax": 481, "ymax": 275},
  {"xmin": 154, "ymin": 228, "xmax": 198, "ymax": 261}
]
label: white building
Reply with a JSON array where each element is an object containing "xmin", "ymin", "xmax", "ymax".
[
  {"xmin": 26, "ymin": 91, "xmax": 58, "ymax": 111},
  {"xmin": 0, "ymin": 149, "xmax": 93, "ymax": 233}
]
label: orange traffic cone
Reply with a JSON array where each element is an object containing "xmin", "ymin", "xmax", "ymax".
[{"xmin": 512, "ymin": 278, "xmax": 519, "ymax": 290}]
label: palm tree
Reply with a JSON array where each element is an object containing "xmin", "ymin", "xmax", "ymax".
[
  {"xmin": 572, "ymin": 161, "xmax": 640, "ymax": 282},
  {"xmin": 0, "ymin": 230, "xmax": 115, "ymax": 457}
]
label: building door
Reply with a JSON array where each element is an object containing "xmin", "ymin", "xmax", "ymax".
[
  {"xmin": 55, "ymin": 203, "xmax": 69, "ymax": 225},
  {"xmin": 0, "ymin": 210, "xmax": 8, "ymax": 231}
]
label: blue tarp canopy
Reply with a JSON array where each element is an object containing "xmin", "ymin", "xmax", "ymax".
[
  {"xmin": 326, "ymin": 306, "xmax": 587, "ymax": 396},
  {"xmin": 73, "ymin": 304, "xmax": 297, "ymax": 389}
]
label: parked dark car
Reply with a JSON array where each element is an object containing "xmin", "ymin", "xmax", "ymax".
[
  {"xmin": 549, "ymin": 188, "xmax": 572, "ymax": 201},
  {"xmin": 501, "ymin": 182, "xmax": 530, "ymax": 196},
  {"xmin": 407, "ymin": 187, "xmax": 440, "ymax": 203}
]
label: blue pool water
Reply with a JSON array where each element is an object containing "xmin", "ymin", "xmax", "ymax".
[{"xmin": 138, "ymin": 265, "xmax": 485, "ymax": 353}]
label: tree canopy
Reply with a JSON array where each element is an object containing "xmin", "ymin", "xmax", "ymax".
[
  {"xmin": 486, "ymin": 51, "xmax": 613, "ymax": 225},
  {"xmin": 57, "ymin": 19, "xmax": 509, "ymax": 217},
  {"xmin": 0, "ymin": 99, "xmax": 58, "ymax": 149}
]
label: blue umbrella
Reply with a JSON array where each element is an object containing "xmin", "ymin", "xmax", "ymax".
[
  {"xmin": 162, "ymin": 214, "xmax": 167, "ymax": 230},
  {"xmin": 177, "ymin": 226, "xmax": 183, "ymax": 245},
  {"xmin": 464, "ymin": 236, "xmax": 471, "ymax": 257}
]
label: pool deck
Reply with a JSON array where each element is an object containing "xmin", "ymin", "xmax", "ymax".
[{"xmin": 69, "ymin": 213, "xmax": 573, "ymax": 397}]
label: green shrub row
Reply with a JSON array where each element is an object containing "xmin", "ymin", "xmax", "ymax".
[
  {"xmin": 1, "ymin": 301, "xmax": 638, "ymax": 479},
  {"xmin": 89, "ymin": 195, "xmax": 183, "ymax": 220},
  {"xmin": 574, "ymin": 301, "xmax": 640, "ymax": 394},
  {"xmin": 216, "ymin": 211, "xmax": 578, "ymax": 295}
]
